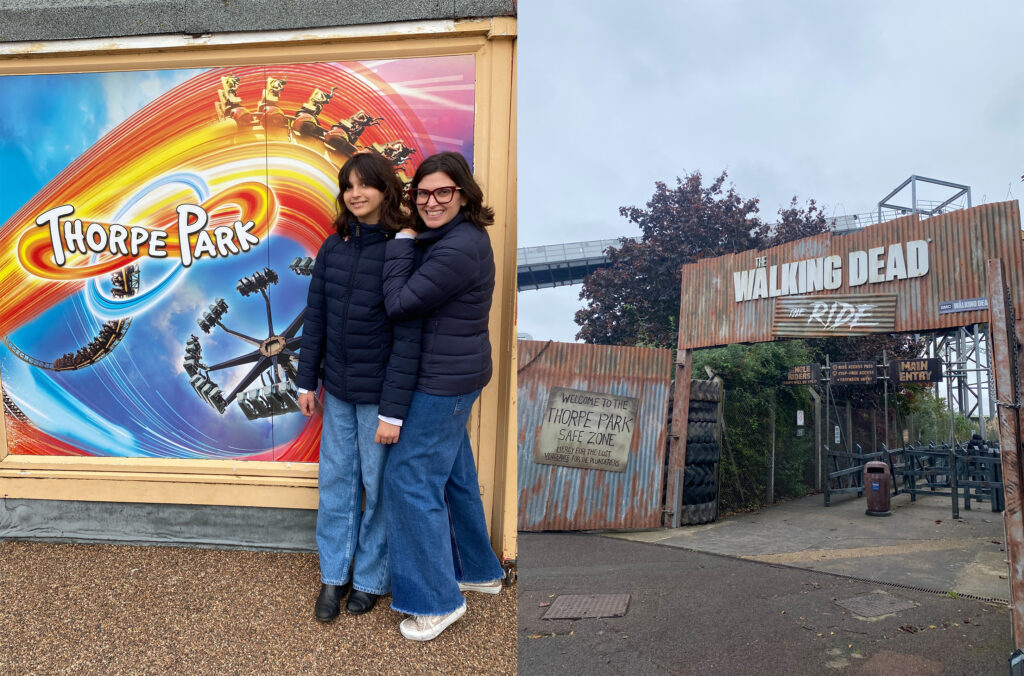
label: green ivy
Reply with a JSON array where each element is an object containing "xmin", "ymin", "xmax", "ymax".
[{"xmin": 693, "ymin": 342, "xmax": 817, "ymax": 512}]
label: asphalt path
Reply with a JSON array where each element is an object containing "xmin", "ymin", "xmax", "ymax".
[{"xmin": 517, "ymin": 532, "xmax": 1010, "ymax": 675}]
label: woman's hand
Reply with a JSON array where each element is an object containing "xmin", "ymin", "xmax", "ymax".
[
  {"xmin": 398, "ymin": 227, "xmax": 418, "ymax": 237},
  {"xmin": 375, "ymin": 420, "xmax": 401, "ymax": 445},
  {"xmin": 298, "ymin": 391, "xmax": 319, "ymax": 416}
]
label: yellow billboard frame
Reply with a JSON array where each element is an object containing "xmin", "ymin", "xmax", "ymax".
[{"xmin": 0, "ymin": 17, "xmax": 518, "ymax": 562}]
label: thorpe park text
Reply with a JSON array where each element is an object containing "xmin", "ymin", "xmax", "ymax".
[{"xmin": 35, "ymin": 204, "xmax": 259, "ymax": 269}]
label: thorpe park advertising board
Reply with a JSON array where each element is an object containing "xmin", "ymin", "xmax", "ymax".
[
  {"xmin": 674, "ymin": 202, "xmax": 1024, "ymax": 349},
  {"xmin": 1, "ymin": 58, "xmax": 474, "ymax": 463},
  {"xmin": 0, "ymin": 20, "xmax": 517, "ymax": 553}
]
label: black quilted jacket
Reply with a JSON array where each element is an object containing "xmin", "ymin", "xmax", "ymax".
[
  {"xmin": 295, "ymin": 223, "xmax": 421, "ymax": 419},
  {"xmin": 382, "ymin": 213, "xmax": 493, "ymax": 396}
]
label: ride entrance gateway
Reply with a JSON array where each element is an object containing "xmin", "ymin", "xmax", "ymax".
[{"xmin": 667, "ymin": 201, "xmax": 1024, "ymax": 665}]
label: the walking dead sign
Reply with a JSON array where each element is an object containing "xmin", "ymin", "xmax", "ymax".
[{"xmin": 535, "ymin": 387, "xmax": 639, "ymax": 472}]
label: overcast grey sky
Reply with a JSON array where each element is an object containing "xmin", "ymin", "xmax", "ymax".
[{"xmin": 517, "ymin": 1, "xmax": 1024, "ymax": 342}]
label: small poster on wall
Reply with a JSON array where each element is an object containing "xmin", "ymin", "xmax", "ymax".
[{"xmin": 535, "ymin": 387, "xmax": 639, "ymax": 472}]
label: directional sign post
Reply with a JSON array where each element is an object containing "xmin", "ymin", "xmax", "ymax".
[
  {"xmin": 783, "ymin": 363, "xmax": 821, "ymax": 385},
  {"xmin": 831, "ymin": 361, "xmax": 878, "ymax": 385},
  {"xmin": 889, "ymin": 358, "xmax": 943, "ymax": 385}
]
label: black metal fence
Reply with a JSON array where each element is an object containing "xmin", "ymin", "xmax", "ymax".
[
  {"xmin": 824, "ymin": 443, "xmax": 885, "ymax": 506},
  {"xmin": 825, "ymin": 438, "xmax": 1003, "ymax": 517}
]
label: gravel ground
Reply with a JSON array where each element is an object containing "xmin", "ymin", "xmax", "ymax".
[{"xmin": 0, "ymin": 541, "xmax": 516, "ymax": 675}]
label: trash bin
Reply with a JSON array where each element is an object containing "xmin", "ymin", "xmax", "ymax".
[{"xmin": 864, "ymin": 461, "xmax": 891, "ymax": 516}]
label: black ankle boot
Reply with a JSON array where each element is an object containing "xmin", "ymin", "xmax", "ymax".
[
  {"xmin": 314, "ymin": 583, "xmax": 350, "ymax": 622},
  {"xmin": 345, "ymin": 590, "xmax": 378, "ymax": 615}
]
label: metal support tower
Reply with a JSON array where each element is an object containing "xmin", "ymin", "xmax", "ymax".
[
  {"xmin": 922, "ymin": 324, "xmax": 994, "ymax": 440},
  {"xmin": 877, "ymin": 175, "xmax": 971, "ymax": 222}
]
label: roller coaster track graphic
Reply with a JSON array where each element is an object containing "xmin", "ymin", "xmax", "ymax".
[
  {"xmin": 184, "ymin": 257, "xmax": 314, "ymax": 421},
  {"xmin": 2, "ymin": 387, "xmax": 28, "ymax": 424},
  {"xmin": 217, "ymin": 74, "xmax": 417, "ymax": 179},
  {"xmin": 1, "ymin": 265, "xmax": 140, "ymax": 372}
]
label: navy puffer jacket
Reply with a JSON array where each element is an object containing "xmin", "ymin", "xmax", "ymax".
[
  {"xmin": 382, "ymin": 213, "xmax": 493, "ymax": 396},
  {"xmin": 296, "ymin": 223, "xmax": 421, "ymax": 420}
]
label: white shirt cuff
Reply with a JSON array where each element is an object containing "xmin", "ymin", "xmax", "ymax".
[
  {"xmin": 395, "ymin": 232, "xmax": 415, "ymax": 240},
  {"xmin": 378, "ymin": 415, "xmax": 403, "ymax": 427},
  {"xmin": 298, "ymin": 388, "xmax": 309, "ymax": 395}
]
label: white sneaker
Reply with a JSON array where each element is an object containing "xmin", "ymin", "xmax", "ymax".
[
  {"xmin": 399, "ymin": 603, "xmax": 467, "ymax": 641},
  {"xmin": 458, "ymin": 579, "xmax": 502, "ymax": 595}
]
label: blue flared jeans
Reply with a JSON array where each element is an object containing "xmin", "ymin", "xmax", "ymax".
[
  {"xmin": 384, "ymin": 389, "xmax": 505, "ymax": 616},
  {"xmin": 316, "ymin": 392, "xmax": 390, "ymax": 595}
]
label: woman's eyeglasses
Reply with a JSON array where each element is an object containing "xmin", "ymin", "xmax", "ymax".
[{"xmin": 411, "ymin": 186, "xmax": 462, "ymax": 205}]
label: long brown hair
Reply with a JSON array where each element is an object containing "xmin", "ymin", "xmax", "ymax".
[
  {"xmin": 333, "ymin": 152, "xmax": 410, "ymax": 237},
  {"xmin": 409, "ymin": 151, "xmax": 494, "ymax": 231}
]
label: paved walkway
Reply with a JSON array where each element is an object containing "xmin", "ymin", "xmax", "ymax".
[
  {"xmin": 0, "ymin": 541, "xmax": 516, "ymax": 675},
  {"xmin": 518, "ymin": 532, "xmax": 1010, "ymax": 675},
  {"xmin": 611, "ymin": 492, "xmax": 1010, "ymax": 602},
  {"xmin": 519, "ymin": 491, "xmax": 1013, "ymax": 675}
]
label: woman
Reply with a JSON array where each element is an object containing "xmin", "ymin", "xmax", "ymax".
[
  {"xmin": 295, "ymin": 151, "xmax": 420, "ymax": 621},
  {"xmin": 381, "ymin": 151, "xmax": 505, "ymax": 641}
]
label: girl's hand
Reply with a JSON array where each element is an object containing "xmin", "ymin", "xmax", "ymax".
[
  {"xmin": 298, "ymin": 391, "xmax": 319, "ymax": 416},
  {"xmin": 375, "ymin": 420, "xmax": 401, "ymax": 445},
  {"xmin": 398, "ymin": 227, "xmax": 418, "ymax": 238}
]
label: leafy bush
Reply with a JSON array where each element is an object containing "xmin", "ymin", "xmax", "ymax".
[
  {"xmin": 693, "ymin": 341, "xmax": 816, "ymax": 512},
  {"xmin": 902, "ymin": 389, "xmax": 981, "ymax": 444}
]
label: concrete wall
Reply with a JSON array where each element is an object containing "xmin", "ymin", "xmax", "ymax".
[
  {"xmin": 0, "ymin": 498, "xmax": 317, "ymax": 550},
  {"xmin": 0, "ymin": 0, "xmax": 516, "ymax": 42}
]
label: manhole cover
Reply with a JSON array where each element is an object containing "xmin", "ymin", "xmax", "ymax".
[
  {"xmin": 837, "ymin": 592, "xmax": 916, "ymax": 618},
  {"xmin": 542, "ymin": 594, "xmax": 630, "ymax": 620}
]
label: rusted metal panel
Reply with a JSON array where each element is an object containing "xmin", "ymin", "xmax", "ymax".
[
  {"xmin": 773, "ymin": 294, "xmax": 897, "ymax": 337},
  {"xmin": 986, "ymin": 259, "xmax": 1024, "ymax": 649},
  {"xmin": 517, "ymin": 340, "xmax": 672, "ymax": 531},
  {"xmin": 664, "ymin": 354, "xmax": 691, "ymax": 526},
  {"xmin": 677, "ymin": 202, "xmax": 1024, "ymax": 349}
]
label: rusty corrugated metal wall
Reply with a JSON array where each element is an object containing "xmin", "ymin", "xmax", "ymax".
[
  {"xmin": 677, "ymin": 201, "xmax": 1024, "ymax": 349},
  {"xmin": 517, "ymin": 340, "xmax": 672, "ymax": 530}
]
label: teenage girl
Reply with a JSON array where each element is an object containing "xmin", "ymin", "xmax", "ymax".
[{"xmin": 295, "ymin": 151, "xmax": 420, "ymax": 620}]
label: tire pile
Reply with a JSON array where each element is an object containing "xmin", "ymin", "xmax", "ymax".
[{"xmin": 680, "ymin": 380, "xmax": 721, "ymax": 525}]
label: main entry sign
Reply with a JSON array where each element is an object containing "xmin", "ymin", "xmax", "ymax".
[{"xmin": 889, "ymin": 358, "xmax": 943, "ymax": 384}]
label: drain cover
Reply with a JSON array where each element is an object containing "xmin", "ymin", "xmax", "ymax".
[
  {"xmin": 837, "ymin": 592, "xmax": 916, "ymax": 618},
  {"xmin": 542, "ymin": 594, "xmax": 630, "ymax": 620}
]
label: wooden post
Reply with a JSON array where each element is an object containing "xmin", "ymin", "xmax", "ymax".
[
  {"xmin": 883, "ymin": 348, "xmax": 890, "ymax": 452},
  {"xmin": 713, "ymin": 374, "xmax": 726, "ymax": 521},
  {"xmin": 768, "ymin": 390, "xmax": 776, "ymax": 504},
  {"xmin": 846, "ymin": 400, "xmax": 853, "ymax": 454},
  {"xmin": 809, "ymin": 387, "xmax": 822, "ymax": 491},
  {"xmin": 665, "ymin": 349, "xmax": 692, "ymax": 526},
  {"xmin": 872, "ymin": 407, "xmax": 877, "ymax": 454},
  {"xmin": 825, "ymin": 356, "xmax": 831, "ymax": 506},
  {"xmin": 986, "ymin": 258, "xmax": 1024, "ymax": 650}
]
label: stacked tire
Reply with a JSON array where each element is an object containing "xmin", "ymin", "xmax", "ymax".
[{"xmin": 681, "ymin": 380, "xmax": 721, "ymax": 525}]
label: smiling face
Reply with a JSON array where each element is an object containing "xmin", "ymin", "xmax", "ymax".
[
  {"xmin": 415, "ymin": 171, "xmax": 467, "ymax": 229},
  {"xmin": 342, "ymin": 169, "xmax": 384, "ymax": 224}
]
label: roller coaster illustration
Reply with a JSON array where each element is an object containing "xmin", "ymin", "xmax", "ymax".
[
  {"xmin": 215, "ymin": 75, "xmax": 417, "ymax": 177},
  {"xmin": 183, "ymin": 258, "xmax": 314, "ymax": 420},
  {"xmin": 2, "ymin": 388, "xmax": 28, "ymax": 424},
  {"xmin": 2, "ymin": 264, "xmax": 140, "ymax": 372}
]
